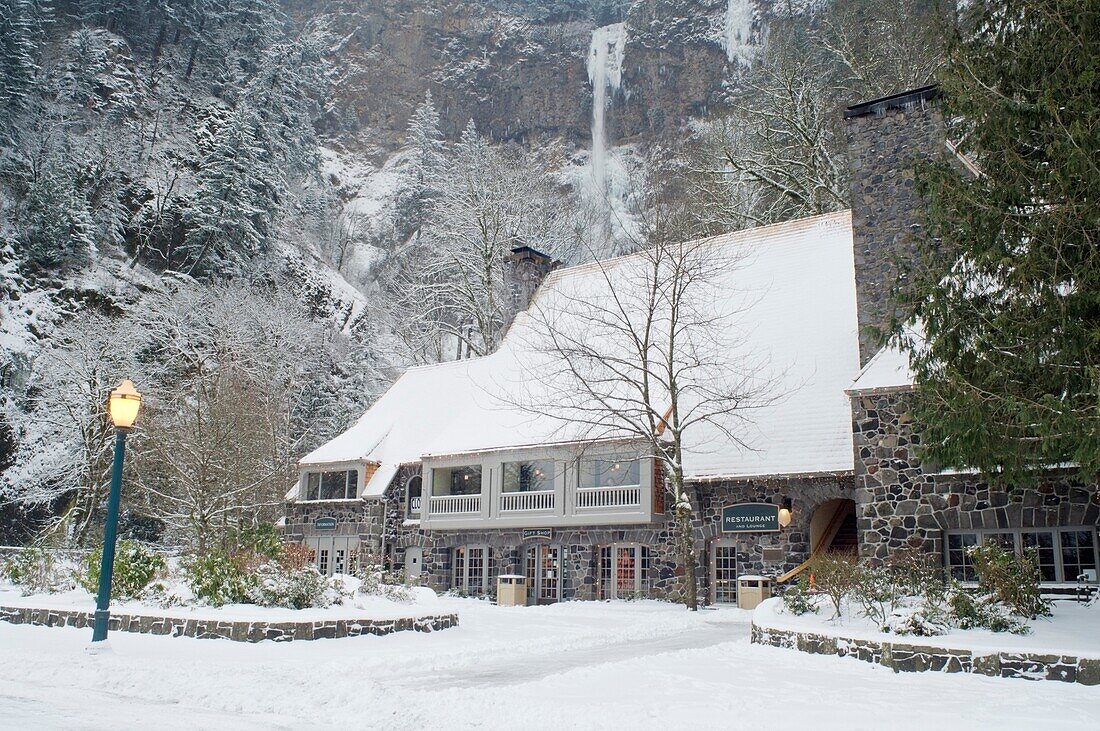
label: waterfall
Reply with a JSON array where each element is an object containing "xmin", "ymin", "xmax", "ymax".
[
  {"xmin": 587, "ymin": 23, "xmax": 626, "ymax": 208},
  {"xmin": 724, "ymin": 0, "xmax": 755, "ymax": 66}
]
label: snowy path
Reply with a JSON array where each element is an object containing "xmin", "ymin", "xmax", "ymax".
[{"xmin": 1, "ymin": 599, "xmax": 1097, "ymax": 730}]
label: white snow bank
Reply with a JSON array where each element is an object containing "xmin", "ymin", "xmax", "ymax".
[{"xmin": 754, "ymin": 596, "xmax": 1100, "ymax": 659}]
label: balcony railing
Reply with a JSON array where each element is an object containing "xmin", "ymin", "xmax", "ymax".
[
  {"xmin": 575, "ymin": 485, "xmax": 641, "ymax": 510},
  {"xmin": 430, "ymin": 494, "xmax": 481, "ymax": 515},
  {"xmin": 500, "ymin": 490, "xmax": 555, "ymax": 512}
]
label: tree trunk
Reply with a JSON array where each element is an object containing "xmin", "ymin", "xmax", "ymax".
[{"xmin": 672, "ymin": 473, "xmax": 699, "ymax": 611}]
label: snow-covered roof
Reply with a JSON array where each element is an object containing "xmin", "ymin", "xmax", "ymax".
[
  {"xmin": 301, "ymin": 211, "xmax": 861, "ymax": 492},
  {"xmin": 847, "ymin": 346, "xmax": 916, "ymax": 394}
]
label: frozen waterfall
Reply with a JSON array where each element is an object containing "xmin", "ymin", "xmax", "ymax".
[
  {"xmin": 724, "ymin": 0, "xmax": 756, "ymax": 66},
  {"xmin": 587, "ymin": 23, "xmax": 626, "ymax": 207}
]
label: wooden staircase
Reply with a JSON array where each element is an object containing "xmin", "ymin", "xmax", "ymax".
[{"xmin": 776, "ymin": 501, "xmax": 856, "ymax": 584}]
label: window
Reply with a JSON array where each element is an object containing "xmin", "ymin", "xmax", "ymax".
[
  {"xmin": 503, "ymin": 460, "xmax": 554, "ymax": 493},
  {"xmin": 580, "ymin": 457, "xmax": 640, "ymax": 489},
  {"xmin": 946, "ymin": 533, "xmax": 979, "ymax": 581},
  {"xmin": 432, "ymin": 465, "xmax": 483, "ymax": 496},
  {"xmin": 304, "ymin": 470, "xmax": 359, "ymax": 501},
  {"xmin": 407, "ymin": 475, "xmax": 423, "ymax": 516},
  {"xmin": 1062, "ymin": 531, "xmax": 1098, "ymax": 582},
  {"xmin": 946, "ymin": 528, "xmax": 1099, "ymax": 583}
]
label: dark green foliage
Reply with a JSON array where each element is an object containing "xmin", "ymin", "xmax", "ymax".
[
  {"xmin": 968, "ymin": 542, "xmax": 1050, "ymax": 620},
  {"xmin": 899, "ymin": 0, "xmax": 1100, "ymax": 483},
  {"xmin": 184, "ymin": 548, "xmax": 256, "ymax": 606},
  {"xmin": 80, "ymin": 539, "xmax": 167, "ymax": 599},
  {"xmin": 780, "ymin": 576, "xmax": 818, "ymax": 616},
  {"xmin": 229, "ymin": 523, "xmax": 283, "ymax": 559}
]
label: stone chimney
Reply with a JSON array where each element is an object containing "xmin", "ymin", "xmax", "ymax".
[
  {"xmin": 503, "ymin": 245, "xmax": 559, "ymax": 316},
  {"xmin": 844, "ymin": 85, "xmax": 944, "ymax": 366}
]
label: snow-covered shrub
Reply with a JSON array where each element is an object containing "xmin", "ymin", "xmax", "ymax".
[
  {"xmin": 949, "ymin": 587, "xmax": 1029, "ymax": 634},
  {"xmin": 968, "ymin": 543, "xmax": 1050, "ymax": 620},
  {"xmin": 357, "ymin": 555, "xmax": 413, "ymax": 603},
  {"xmin": 247, "ymin": 561, "xmax": 339, "ymax": 610},
  {"xmin": 280, "ymin": 542, "xmax": 314, "ymax": 570},
  {"xmin": 80, "ymin": 541, "xmax": 167, "ymax": 600},
  {"xmin": 1, "ymin": 547, "xmax": 75, "ymax": 595},
  {"xmin": 780, "ymin": 578, "xmax": 818, "ymax": 616},
  {"xmin": 185, "ymin": 549, "xmax": 256, "ymax": 606},
  {"xmin": 883, "ymin": 603, "xmax": 949, "ymax": 637}
]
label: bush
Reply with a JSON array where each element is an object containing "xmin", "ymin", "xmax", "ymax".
[
  {"xmin": 1, "ymin": 547, "xmax": 75, "ymax": 595},
  {"xmin": 185, "ymin": 549, "xmax": 256, "ymax": 606},
  {"xmin": 884, "ymin": 604, "xmax": 949, "ymax": 637},
  {"xmin": 809, "ymin": 552, "xmax": 861, "ymax": 618},
  {"xmin": 80, "ymin": 541, "xmax": 166, "ymax": 600},
  {"xmin": 780, "ymin": 577, "xmax": 818, "ymax": 616},
  {"xmin": 357, "ymin": 554, "xmax": 413, "ymax": 603},
  {"xmin": 247, "ymin": 562, "xmax": 335, "ymax": 609},
  {"xmin": 230, "ymin": 524, "xmax": 283, "ymax": 560},
  {"xmin": 949, "ymin": 586, "xmax": 1029, "ymax": 634},
  {"xmin": 968, "ymin": 543, "xmax": 1050, "ymax": 620}
]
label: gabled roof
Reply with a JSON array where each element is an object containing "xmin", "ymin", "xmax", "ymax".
[
  {"xmin": 301, "ymin": 211, "xmax": 861, "ymax": 492},
  {"xmin": 847, "ymin": 345, "xmax": 916, "ymax": 394}
]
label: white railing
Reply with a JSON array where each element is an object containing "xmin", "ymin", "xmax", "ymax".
[
  {"xmin": 499, "ymin": 490, "xmax": 555, "ymax": 512},
  {"xmin": 575, "ymin": 485, "xmax": 642, "ymax": 510},
  {"xmin": 429, "ymin": 494, "xmax": 481, "ymax": 515}
]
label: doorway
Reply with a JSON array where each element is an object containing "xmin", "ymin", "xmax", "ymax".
[
  {"xmin": 524, "ymin": 544, "xmax": 562, "ymax": 604},
  {"xmin": 710, "ymin": 540, "xmax": 738, "ymax": 604},
  {"xmin": 404, "ymin": 546, "xmax": 424, "ymax": 581},
  {"xmin": 598, "ymin": 544, "xmax": 649, "ymax": 600},
  {"xmin": 305, "ymin": 536, "xmax": 359, "ymax": 577}
]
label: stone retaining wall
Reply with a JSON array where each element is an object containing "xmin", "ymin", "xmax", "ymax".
[
  {"xmin": 751, "ymin": 622, "xmax": 1099, "ymax": 686},
  {"xmin": 0, "ymin": 605, "xmax": 458, "ymax": 642}
]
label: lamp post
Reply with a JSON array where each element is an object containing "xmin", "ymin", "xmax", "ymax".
[{"xmin": 90, "ymin": 379, "xmax": 142, "ymax": 645}]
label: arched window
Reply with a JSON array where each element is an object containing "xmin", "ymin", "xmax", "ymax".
[{"xmin": 407, "ymin": 475, "xmax": 423, "ymax": 516}]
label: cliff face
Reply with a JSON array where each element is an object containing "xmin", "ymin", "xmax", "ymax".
[{"xmin": 290, "ymin": 0, "xmax": 773, "ymax": 155}]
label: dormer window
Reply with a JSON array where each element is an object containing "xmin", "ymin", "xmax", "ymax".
[{"xmin": 304, "ymin": 469, "xmax": 359, "ymax": 501}]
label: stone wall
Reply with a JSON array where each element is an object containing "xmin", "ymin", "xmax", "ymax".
[
  {"xmin": 693, "ymin": 475, "xmax": 855, "ymax": 586},
  {"xmin": 852, "ymin": 389, "xmax": 1100, "ymax": 561},
  {"xmin": 284, "ymin": 498, "xmax": 387, "ymax": 561},
  {"xmin": 845, "ymin": 88, "xmax": 944, "ymax": 365},
  {"xmin": 752, "ymin": 622, "xmax": 1100, "ymax": 686},
  {"xmin": 0, "ymin": 605, "xmax": 458, "ymax": 642}
]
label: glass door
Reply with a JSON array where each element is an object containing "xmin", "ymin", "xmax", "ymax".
[
  {"xmin": 712, "ymin": 542, "xmax": 737, "ymax": 604},
  {"xmin": 598, "ymin": 544, "xmax": 649, "ymax": 599},
  {"xmin": 524, "ymin": 544, "xmax": 561, "ymax": 604}
]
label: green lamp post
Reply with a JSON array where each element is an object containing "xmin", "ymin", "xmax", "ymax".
[{"xmin": 90, "ymin": 378, "xmax": 142, "ymax": 645}]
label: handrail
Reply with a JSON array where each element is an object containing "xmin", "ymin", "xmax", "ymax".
[
  {"xmin": 575, "ymin": 485, "xmax": 641, "ymax": 509},
  {"xmin": 429, "ymin": 494, "xmax": 481, "ymax": 514},
  {"xmin": 775, "ymin": 501, "xmax": 851, "ymax": 584},
  {"xmin": 500, "ymin": 490, "xmax": 555, "ymax": 512}
]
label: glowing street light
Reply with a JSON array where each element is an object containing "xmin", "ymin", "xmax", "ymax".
[{"xmin": 90, "ymin": 379, "xmax": 142, "ymax": 645}]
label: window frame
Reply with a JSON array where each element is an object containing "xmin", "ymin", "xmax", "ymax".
[
  {"xmin": 406, "ymin": 474, "xmax": 423, "ymax": 517},
  {"xmin": 944, "ymin": 527, "xmax": 1098, "ymax": 584},
  {"xmin": 431, "ymin": 464, "xmax": 484, "ymax": 497},
  {"xmin": 578, "ymin": 456, "xmax": 642, "ymax": 490},
  {"xmin": 301, "ymin": 468, "xmax": 360, "ymax": 501},
  {"xmin": 452, "ymin": 544, "xmax": 494, "ymax": 596},
  {"xmin": 502, "ymin": 459, "xmax": 556, "ymax": 494}
]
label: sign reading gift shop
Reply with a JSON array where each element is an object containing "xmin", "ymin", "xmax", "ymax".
[
  {"xmin": 721, "ymin": 503, "xmax": 780, "ymax": 533},
  {"xmin": 522, "ymin": 528, "xmax": 552, "ymax": 542},
  {"xmin": 314, "ymin": 517, "xmax": 338, "ymax": 530}
]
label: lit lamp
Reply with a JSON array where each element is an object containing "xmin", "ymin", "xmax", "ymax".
[
  {"xmin": 90, "ymin": 379, "xmax": 142, "ymax": 647},
  {"xmin": 778, "ymin": 497, "xmax": 793, "ymax": 528}
]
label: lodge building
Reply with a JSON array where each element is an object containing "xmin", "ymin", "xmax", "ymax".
[{"xmin": 282, "ymin": 87, "xmax": 1100, "ymax": 604}]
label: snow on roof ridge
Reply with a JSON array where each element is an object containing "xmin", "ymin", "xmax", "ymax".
[{"xmin": 542, "ymin": 210, "xmax": 852, "ymax": 287}]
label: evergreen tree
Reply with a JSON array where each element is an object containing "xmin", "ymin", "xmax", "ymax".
[
  {"xmin": 0, "ymin": 0, "xmax": 49, "ymax": 127},
  {"xmin": 897, "ymin": 0, "xmax": 1100, "ymax": 483}
]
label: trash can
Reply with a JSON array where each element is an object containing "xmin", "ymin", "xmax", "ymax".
[
  {"xmin": 497, "ymin": 575, "xmax": 528, "ymax": 607},
  {"xmin": 736, "ymin": 575, "xmax": 773, "ymax": 610}
]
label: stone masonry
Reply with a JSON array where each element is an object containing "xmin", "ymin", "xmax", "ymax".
[
  {"xmin": 852, "ymin": 389, "xmax": 1100, "ymax": 561},
  {"xmin": 845, "ymin": 86, "xmax": 944, "ymax": 366}
]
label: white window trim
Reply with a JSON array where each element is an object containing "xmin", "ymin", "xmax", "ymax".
[{"xmin": 944, "ymin": 526, "xmax": 1099, "ymax": 584}]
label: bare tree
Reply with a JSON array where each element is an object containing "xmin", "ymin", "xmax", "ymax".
[{"xmin": 517, "ymin": 196, "xmax": 777, "ymax": 610}]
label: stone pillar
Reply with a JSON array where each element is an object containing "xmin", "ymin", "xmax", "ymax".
[{"xmin": 844, "ymin": 86, "xmax": 944, "ymax": 366}]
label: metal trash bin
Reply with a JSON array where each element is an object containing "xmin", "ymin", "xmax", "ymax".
[
  {"xmin": 736, "ymin": 575, "xmax": 773, "ymax": 610},
  {"xmin": 497, "ymin": 574, "xmax": 528, "ymax": 607}
]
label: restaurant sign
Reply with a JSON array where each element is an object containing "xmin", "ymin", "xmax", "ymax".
[
  {"xmin": 314, "ymin": 517, "xmax": 338, "ymax": 530},
  {"xmin": 522, "ymin": 528, "xmax": 552, "ymax": 542},
  {"xmin": 721, "ymin": 503, "xmax": 780, "ymax": 533}
]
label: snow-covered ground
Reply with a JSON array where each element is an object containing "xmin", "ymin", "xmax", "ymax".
[
  {"xmin": 1, "ymin": 598, "xmax": 1097, "ymax": 730},
  {"xmin": 755, "ymin": 596, "xmax": 1100, "ymax": 658}
]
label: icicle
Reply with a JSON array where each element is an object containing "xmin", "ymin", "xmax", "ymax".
[{"xmin": 724, "ymin": 0, "xmax": 756, "ymax": 66}]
